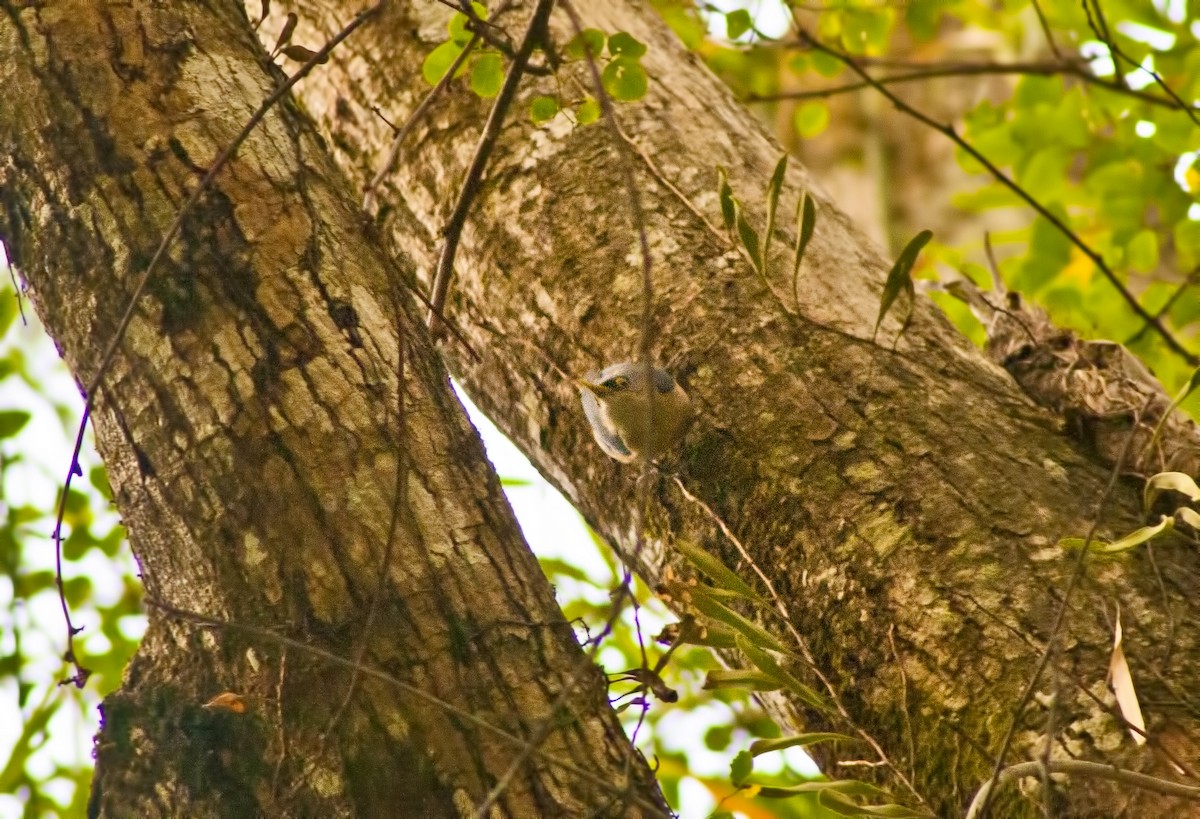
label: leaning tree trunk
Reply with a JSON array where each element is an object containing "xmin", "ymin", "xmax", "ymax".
[
  {"xmin": 0, "ymin": 2, "xmax": 670, "ymax": 816},
  {"xmin": 275, "ymin": 1, "xmax": 1200, "ymax": 816}
]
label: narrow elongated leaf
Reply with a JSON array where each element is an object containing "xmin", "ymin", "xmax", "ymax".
[
  {"xmin": 272, "ymin": 12, "xmax": 297, "ymax": 55},
  {"xmin": 819, "ymin": 791, "xmax": 931, "ymax": 817},
  {"xmin": 703, "ymin": 669, "xmax": 782, "ymax": 691},
  {"xmin": 736, "ymin": 207, "xmax": 763, "ymax": 274},
  {"xmin": 690, "ymin": 591, "xmax": 786, "ymax": 652},
  {"xmin": 717, "ymin": 167, "xmax": 736, "ymax": 232},
  {"xmin": 738, "ymin": 635, "xmax": 828, "ymax": 711},
  {"xmin": 753, "ymin": 779, "xmax": 891, "ymax": 799},
  {"xmin": 750, "ymin": 733, "xmax": 858, "ymax": 756},
  {"xmin": 675, "ymin": 539, "xmax": 759, "ymax": 600},
  {"xmin": 1059, "ymin": 515, "xmax": 1173, "ymax": 553},
  {"xmin": 792, "ymin": 192, "xmax": 816, "ymax": 308},
  {"xmin": 874, "ymin": 229, "xmax": 932, "ymax": 340},
  {"xmin": 763, "ymin": 155, "xmax": 788, "ymax": 269}
]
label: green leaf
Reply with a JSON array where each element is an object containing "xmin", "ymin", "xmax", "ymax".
[
  {"xmin": 529, "ymin": 95, "xmax": 560, "ymax": 124},
  {"xmin": 470, "ymin": 52, "xmax": 504, "ymax": 98},
  {"xmin": 607, "ymin": 31, "xmax": 647, "ymax": 58},
  {"xmin": 673, "ymin": 620, "xmax": 740, "ymax": 649},
  {"xmin": 753, "ymin": 779, "xmax": 891, "ymax": 799},
  {"xmin": 1125, "ymin": 229, "xmax": 1158, "ymax": 273},
  {"xmin": 422, "ymin": 40, "xmax": 464, "ymax": 85},
  {"xmin": 690, "ymin": 591, "xmax": 786, "ymax": 652},
  {"xmin": 811, "ymin": 49, "xmax": 843, "ymax": 77},
  {"xmin": 717, "ymin": 167, "xmax": 737, "ymax": 232},
  {"xmin": 0, "ymin": 687, "xmax": 60, "ymax": 793},
  {"xmin": 874, "ymin": 229, "xmax": 932, "ymax": 340},
  {"xmin": 792, "ymin": 191, "xmax": 817, "ymax": 308},
  {"xmin": 601, "ymin": 56, "xmax": 648, "ymax": 101},
  {"xmin": 0, "ymin": 409, "xmax": 30, "ymax": 438},
  {"xmin": 1059, "ymin": 516, "xmax": 1173, "ymax": 553},
  {"xmin": 793, "ymin": 101, "xmax": 830, "ymax": 137},
  {"xmin": 762, "ymin": 154, "xmax": 788, "ymax": 271},
  {"xmin": 575, "ymin": 98, "xmax": 601, "ymax": 125},
  {"xmin": 1177, "ymin": 507, "xmax": 1200, "ymax": 530},
  {"xmin": 448, "ymin": 2, "xmax": 487, "ymax": 46},
  {"xmin": 750, "ymin": 733, "xmax": 858, "ymax": 756},
  {"xmin": 703, "ymin": 668, "xmax": 782, "ymax": 691},
  {"xmin": 730, "ymin": 749, "xmax": 754, "ymax": 786},
  {"xmin": 566, "ymin": 28, "xmax": 605, "ymax": 60},
  {"xmin": 819, "ymin": 790, "xmax": 931, "ymax": 817},
  {"xmin": 89, "ymin": 465, "xmax": 113, "ymax": 501},
  {"xmin": 738, "ymin": 635, "xmax": 828, "ymax": 711},
  {"xmin": 736, "ymin": 208, "xmax": 762, "ymax": 273},
  {"xmin": 675, "ymin": 539, "xmax": 759, "ymax": 600},
  {"xmin": 726, "ymin": 9, "xmax": 753, "ymax": 39}
]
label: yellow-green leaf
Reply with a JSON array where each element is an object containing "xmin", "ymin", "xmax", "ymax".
[
  {"xmin": 763, "ymin": 154, "xmax": 788, "ymax": 269},
  {"xmin": 575, "ymin": 98, "xmax": 601, "ymax": 125},
  {"xmin": 675, "ymin": 539, "xmax": 759, "ymax": 600},
  {"xmin": 736, "ymin": 207, "xmax": 762, "ymax": 273},
  {"xmin": 423, "ymin": 40, "xmax": 465, "ymax": 85},
  {"xmin": 793, "ymin": 101, "xmax": 830, "ymax": 137},
  {"xmin": 601, "ymin": 56, "xmax": 648, "ymax": 101},
  {"xmin": 470, "ymin": 52, "xmax": 504, "ymax": 98},
  {"xmin": 690, "ymin": 591, "xmax": 786, "ymax": 652},
  {"xmin": 530, "ymin": 95, "xmax": 560, "ymax": 124},
  {"xmin": 566, "ymin": 28, "xmax": 605, "ymax": 59},
  {"xmin": 730, "ymin": 749, "xmax": 754, "ymax": 786},
  {"xmin": 874, "ymin": 229, "xmax": 932, "ymax": 339},
  {"xmin": 607, "ymin": 31, "xmax": 647, "ymax": 58},
  {"xmin": 1060, "ymin": 516, "xmax": 1174, "ymax": 553},
  {"xmin": 718, "ymin": 167, "xmax": 736, "ymax": 232},
  {"xmin": 703, "ymin": 669, "xmax": 782, "ymax": 691},
  {"xmin": 726, "ymin": 9, "xmax": 753, "ymax": 39},
  {"xmin": 750, "ymin": 733, "xmax": 858, "ymax": 756},
  {"xmin": 792, "ymin": 191, "xmax": 817, "ymax": 308}
]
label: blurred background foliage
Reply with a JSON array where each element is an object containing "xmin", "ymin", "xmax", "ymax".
[{"xmin": 2, "ymin": 0, "xmax": 1197, "ymax": 815}]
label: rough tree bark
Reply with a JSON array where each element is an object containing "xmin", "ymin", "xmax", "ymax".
[
  {"xmin": 272, "ymin": 1, "xmax": 1200, "ymax": 816},
  {"xmin": 0, "ymin": 2, "xmax": 668, "ymax": 816}
]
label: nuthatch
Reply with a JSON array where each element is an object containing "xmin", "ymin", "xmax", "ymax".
[{"xmin": 577, "ymin": 362, "xmax": 691, "ymax": 463}]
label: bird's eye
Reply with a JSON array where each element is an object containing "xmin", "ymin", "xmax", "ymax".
[{"xmin": 604, "ymin": 376, "xmax": 630, "ymax": 390}]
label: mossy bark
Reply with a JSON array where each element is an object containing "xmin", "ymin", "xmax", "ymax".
[
  {"xmin": 270, "ymin": 1, "xmax": 1200, "ymax": 816},
  {"xmin": 0, "ymin": 1, "xmax": 667, "ymax": 816}
]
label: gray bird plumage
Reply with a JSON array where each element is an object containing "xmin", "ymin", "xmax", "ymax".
[{"xmin": 577, "ymin": 362, "xmax": 691, "ymax": 463}]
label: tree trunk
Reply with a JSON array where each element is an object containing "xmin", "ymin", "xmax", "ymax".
[
  {"xmin": 274, "ymin": 1, "xmax": 1200, "ymax": 816},
  {"xmin": 0, "ymin": 2, "xmax": 668, "ymax": 816}
]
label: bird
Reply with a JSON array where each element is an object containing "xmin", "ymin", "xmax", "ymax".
[{"xmin": 577, "ymin": 362, "xmax": 691, "ymax": 463}]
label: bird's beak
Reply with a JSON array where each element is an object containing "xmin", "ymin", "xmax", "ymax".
[{"xmin": 576, "ymin": 378, "xmax": 609, "ymax": 396}]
